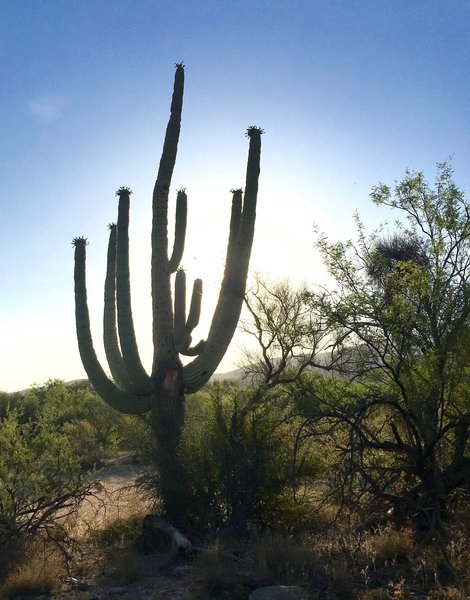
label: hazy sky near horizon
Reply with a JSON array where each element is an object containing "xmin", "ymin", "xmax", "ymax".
[{"xmin": 1, "ymin": 0, "xmax": 469, "ymax": 391}]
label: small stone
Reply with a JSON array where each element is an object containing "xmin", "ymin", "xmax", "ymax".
[{"xmin": 248, "ymin": 585, "xmax": 307, "ymax": 600}]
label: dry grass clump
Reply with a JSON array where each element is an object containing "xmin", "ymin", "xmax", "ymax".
[
  {"xmin": 91, "ymin": 510, "xmax": 145, "ymax": 546},
  {"xmin": 364, "ymin": 525, "xmax": 414, "ymax": 563},
  {"xmin": 357, "ymin": 589, "xmax": 393, "ymax": 600},
  {"xmin": 192, "ymin": 531, "xmax": 358, "ymax": 600},
  {"xmin": 86, "ymin": 508, "xmax": 147, "ymax": 586},
  {"xmin": 443, "ymin": 530, "xmax": 470, "ymax": 588},
  {"xmin": 252, "ymin": 531, "xmax": 318, "ymax": 585},
  {"xmin": 425, "ymin": 588, "xmax": 468, "ymax": 599},
  {"xmin": 0, "ymin": 542, "xmax": 66, "ymax": 598},
  {"xmin": 192, "ymin": 537, "xmax": 251, "ymax": 598}
]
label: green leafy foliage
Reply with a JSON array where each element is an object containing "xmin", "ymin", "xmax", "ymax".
[
  {"xmin": 0, "ymin": 410, "xmax": 86, "ymax": 581},
  {"xmin": 3, "ymin": 380, "xmax": 128, "ymax": 465},
  {"xmin": 308, "ymin": 163, "xmax": 470, "ymax": 532}
]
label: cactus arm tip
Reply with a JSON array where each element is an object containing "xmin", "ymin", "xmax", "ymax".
[
  {"xmin": 72, "ymin": 236, "xmax": 88, "ymax": 247},
  {"xmin": 116, "ymin": 187, "xmax": 132, "ymax": 197},
  {"xmin": 246, "ymin": 126, "xmax": 265, "ymax": 138}
]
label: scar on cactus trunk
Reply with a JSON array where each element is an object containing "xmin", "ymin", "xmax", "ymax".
[{"xmin": 73, "ymin": 63, "xmax": 263, "ymax": 522}]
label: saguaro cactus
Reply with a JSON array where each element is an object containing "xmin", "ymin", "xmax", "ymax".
[{"xmin": 73, "ymin": 64, "xmax": 262, "ymax": 519}]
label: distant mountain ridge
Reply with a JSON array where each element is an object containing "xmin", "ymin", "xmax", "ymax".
[{"xmin": 13, "ymin": 352, "xmax": 337, "ymax": 394}]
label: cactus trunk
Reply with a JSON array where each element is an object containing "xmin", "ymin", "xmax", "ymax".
[{"xmin": 73, "ymin": 64, "xmax": 262, "ymax": 522}]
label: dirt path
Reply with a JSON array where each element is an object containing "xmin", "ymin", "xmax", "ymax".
[
  {"xmin": 58, "ymin": 454, "xmax": 196, "ymax": 599},
  {"xmin": 75, "ymin": 452, "xmax": 152, "ymax": 536}
]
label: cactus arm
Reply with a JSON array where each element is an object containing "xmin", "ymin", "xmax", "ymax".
[
  {"xmin": 186, "ymin": 277, "xmax": 203, "ymax": 333},
  {"xmin": 174, "ymin": 271, "xmax": 205, "ymax": 356},
  {"xmin": 183, "ymin": 128, "xmax": 262, "ymax": 392},
  {"xmin": 151, "ymin": 64, "xmax": 185, "ymax": 376},
  {"xmin": 168, "ymin": 189, "xmax": 187, "ymax": 274},
  {"xmin": 103, "ymin": 223, "xmax": 139, "ymax": 392},
  {"xmin": 222, "ymin": 188, "xmax": 243, "ymax": 288},
  {"xmin": 73, "ymin": 237, "xmax": 151, "ymax": 414},
  {"xmin": 115, "ymin": 188, "xmax": 154, "ymax": 392},
  {"xmin": 154, "ymin": 63, "xmax": 184, "ymax": 193},
  {"xmin": 173, "ymin": 269, "xmax": 187, "ymax": 347}
]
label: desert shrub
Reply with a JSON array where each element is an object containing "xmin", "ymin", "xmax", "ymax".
[
  {"xmin": 0, "ymin": 390, "xmax": 40, "ymax": 422},
  {"xmin": 150, "ymin": 381, "xmax": 321, "ymax": 534},
  {"xmin": 308, "ymin": 165, "xmax": 470, "ymax": 534},
  {"xmin": 1, "ymin": 380, "xmax": 130, "ymax": 469},
  {"xmin": 40, "ymin": 380, "xmax": 125, "ymax": 453},
  {"xmin": 61, "ymin": 419, "xmax": 103, "ymax": 469},
  {"xmin": 116, "ymin": 413, "xmax": 155, "ymax": 461},
  {"xmin": 0, "ymin": 408, "xmax": 89, "ymax": 576}
]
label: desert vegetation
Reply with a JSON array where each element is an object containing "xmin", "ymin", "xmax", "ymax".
[
  {"xmin": 1, "ymin": 163, "xmax": 469, "ymax": 599},
  {"xmin": 0, "ymin": 62, "xmax": 468, "ymax": 599}
]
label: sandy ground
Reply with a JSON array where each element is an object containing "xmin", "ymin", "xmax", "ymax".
[
  {"xmin": 57, "ymin": 454, "xmax": 195, "ymax": 598},
  {"xmin": 75, "ymin": 452, "xmax": 152, "ymax": 537}
]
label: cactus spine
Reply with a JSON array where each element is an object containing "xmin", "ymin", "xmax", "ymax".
[{"xmin": 73, "ymin": 64, "xmax": 262, "ymax": 519}]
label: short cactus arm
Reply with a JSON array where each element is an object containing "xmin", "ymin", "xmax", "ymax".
[
  {"xmin": 183, "ymin": 127, "xmax": 262, "ymax": 392},
  {"xmin": 116, "ymin": 188, "xmax": 154, "ymax": 392},
  {"xmin": 103, "ymin": 223, "xmax": 139, "ymax": 392},
  {"xmin": 73, "ymin": 237, "xmax": 151, "ymax": 414},
  {"xmin": 174, "ymin": 273, "xmax": 205, "ymax": 356},
  {"xmin": 151, "ymin": 64, "xmax": 185, "ymax": 375},
  {"xmin": 186, "ymin": 277, "xmax": 203, "ymax": 333},
  {"xmin": 168, "ymin": 189, "xmax": 187, "ymax": 274}
]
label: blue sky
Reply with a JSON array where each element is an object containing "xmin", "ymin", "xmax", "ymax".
[{"xmin": 1, "ymin": 0, "xmax": 469, "ymax": 391}]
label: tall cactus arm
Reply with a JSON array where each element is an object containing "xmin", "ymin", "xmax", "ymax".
[
  {"xmin": 154, "ymin": 63, "xmax": 184, "ymax": 194},
  {"xmin": 168, "ymin": 189, "xmax": 187, "ymax": 274},
  {"xmin": 103, "ymin": 223, "xmax": 139, "ymax": 392},
  {"xmin": 73, "ymin": 237, "xmax": 151, "ymax": 414},
  {"xmin": 224, "ymin": 188, "xmax": 243, "ymax": 285},
  {"xmin": 115, "ymin": 188, "xmax": 154, "ymax": 392},
  {"xmin": 173, "ymin": 269, "xmax": 187, "ymax": 347},
  {"xmin": 151, "ymin": 64, "xmax": 185, "ymax": 375},
  {"xmin": 183, "ymin": 127, "xmax": 263, "ymax": 392}
]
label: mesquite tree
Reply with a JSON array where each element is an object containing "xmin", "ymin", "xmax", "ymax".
[
  {"xmin": 308, "ymin": 164, "xmax": 470, "ymax": 534},
  {"xmin": 73, "ymin": 64, "xmax": 262, "ymax": 520}
]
